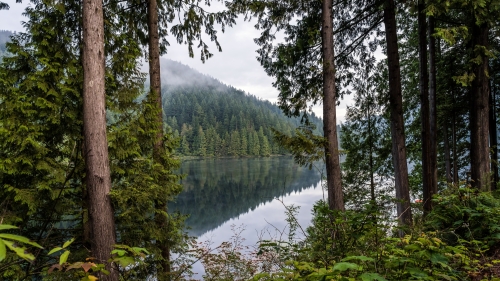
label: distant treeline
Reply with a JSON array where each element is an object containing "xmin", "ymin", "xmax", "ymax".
[
  {"xmin": 163, "ymin": 84, "xmax": 323, "ymax": 157},
  {"xmin": 161, "ymin": 59, "xmax": 324, "ymax": 157}
]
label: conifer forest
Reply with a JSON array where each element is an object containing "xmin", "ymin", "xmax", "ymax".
[{"xmin": 0, "ymin": 0, "xmax": 500, "ymax": 280}]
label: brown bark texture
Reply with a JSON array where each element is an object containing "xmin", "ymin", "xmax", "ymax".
[
  {"xmin": 322, "ymin": 0, "xmax": 344, "ymax": 211},
  {"xmin": 489, "ymin": 78, "xmax": 498, "ymax": 189},
  {"xmin": 418, "ymin": 1, "xmax": 432, "ymax": 214},
  {"xmin": 82, "ymin": 0, "xmax": 118, "ymax": 279},
  {"xmin": 147, "ymin": 0, "xmax": 171, "ymax": 277},
  {"xmin": 470, "ymin": 23, "xmax": 490, "ymax": 191},
  {"xmin": 383, "ymin": 0, "xmax": 412, "ymax": 227},
  {"xmin": 428, "ymin": 16, "xmax": 438, "ymax": 202}
]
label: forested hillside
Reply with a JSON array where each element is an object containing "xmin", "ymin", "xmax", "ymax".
[{"xmin": 160, "ymin": 59, "xmax": 324, "ymax": 157}]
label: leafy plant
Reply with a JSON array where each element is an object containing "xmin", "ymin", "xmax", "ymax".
[{"xmin": 0, "ymin": 224, "xmax": 42, "ymax": 262}]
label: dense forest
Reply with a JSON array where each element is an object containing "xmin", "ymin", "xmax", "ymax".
[
  {"xmin": 1, "ymin": 0, "xmax": 500, "ymax": 280},
  {"xmin": 159, "ymin": 59, "xmax": 324, "ymax": 157}
]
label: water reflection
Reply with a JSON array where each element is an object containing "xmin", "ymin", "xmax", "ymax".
[{"xmin": 170, "ymin": 157, "xmax": 325, "ymax": 237}]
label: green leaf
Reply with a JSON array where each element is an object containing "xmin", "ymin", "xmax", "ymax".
[
  {"xmin": 131, "ymin": 247, "xmax": 149, "ymax": 255},
  {"xmin": 62, "ymin": 238, "xmax": 75, "ymax": 249},
  {"xmin": 360, "ymin": 273, "xmax": 388, "ymax": 281},
  {"xmin": 3, "ymin": 240, "xmax": 35, "ymax": 261},
  {"xmin": 48, "ymin": 247, "xmax": 63, "ymax": 255},
  {"xmin": 332, "ymin": 262, "xmax": 360, "ymax": 272},
  {"xmin": 113, "ymin": 256, "xmax": 135, "ymax": 267},
  {"xmin": 0, "ymin": 233, "xmax": 43, "ymax": 248},
  {"xmin": 0, "ymin": 224, "xmax": 18, "ymax": 231},
  {"xmin": 0, "ymin": 239, "xmax": 6, "ymax": 261},
  {"xmin": 430, "ymin": 253, "xmax": 449, "ymax": 264},
  {"xmin": 111, "ymin": 249, "xmax": 127, "ymax": 256},
  {"xmin": 59, "ymin": 250, "xmax": 70, "ymax": 265}
]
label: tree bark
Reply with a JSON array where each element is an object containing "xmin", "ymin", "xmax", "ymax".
[
  {"xmin": 383, "ymin": 0, "xmax": 412, "ymax": 227},
  {"xmin": 444, "ymin": 121, "xmax": 452, "ymax": 183},
  {"xmin": 452, "ymin": 109, "xmax": 459, "ymax": 184},
  {"xmin": 82, "ymin": 0, "xmax": 118, "ymax": 279},
  {"xmin": 470, "ymin": 23, "xmax": 490, "ymax": 191},
  {"xmin": 322, "ymin": 0, "xmax": 344, "ymax": 211},
  {"xmin": 428, "ymin": 16, "xmax": 438, "ymax": 201},
  {"xmin": 489, "ymin": 78, "xmax": 498, "ymax": 189},
  {"xmin": 147, "ymin": 0, "xmax": 171, "ymax": 277},
  {"xmin": 418, "ymin": 1, "xmax": 432, "ymax": 214}
]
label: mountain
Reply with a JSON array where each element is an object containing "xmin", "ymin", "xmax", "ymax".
[{"xmin": 160, "ymin": 59, "xmax": 324, "ymax": 157}]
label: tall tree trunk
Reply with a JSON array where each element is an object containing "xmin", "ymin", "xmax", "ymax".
[
  {"xmin": 444, "ymin": 121, "xmax": 452, "ymax": 183},
  {"xmin": 470, "ymin": 23, "xmax": 490, "ymax": 191},
  {"xmin": 147, "ymin": 0, "xmax": 171, "ymax": 278},
  {"xmin": 383, "ymin": 0, "xmax": 412, "ymax": 227},
  {"xmin": 82, "ymin": 0, "xmax": 118, "ymax": 279},
  {"xmin": 418, "ymin": 1, "xmax": 432, "ymax": 214},
  {"xmin": 369, "ymin": 115, "xmax": 375, "ymax": 203},
  {"xmin": 452, "ymin": 110, "xmax": 459, "ymax": 184},
  {"xmin": 322, "ymin": 0, "xmax": 344, "ymax": 211},
  {"xmin": 428, "ymin": 16, "xmax": 438, "ymax": 200},
  {"xmin": 489, "ymin": 78, "xmax": 499, "ymax": 189}
]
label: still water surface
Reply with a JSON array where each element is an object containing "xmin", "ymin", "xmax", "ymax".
[{"xmin": 169, "ymin": 157, "xmax": 326, "ymax": 275}]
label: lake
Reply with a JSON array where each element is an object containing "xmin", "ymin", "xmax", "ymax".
[{"xmin": 169, "ymin": 156, "xmax": 326, "ymax": 276}]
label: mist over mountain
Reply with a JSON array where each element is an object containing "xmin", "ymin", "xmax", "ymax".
[{"xmin": 159, "ymin": 58, "xmax": 324, "ymax": 157}]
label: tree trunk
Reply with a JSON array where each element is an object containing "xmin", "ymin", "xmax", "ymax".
[
  {"xmin": 383, "ymin": 0, "xmax": 412, "ymax": 227},
  {"xmin": 489, "ymin": 78, "xmax": 498, "ymax": 189},
  {"xmin": 470, "ymin": 23, "xmax": 490, "ymax": 191},
  {"xmin": 452, "ymin": 110, "xmax": 459, "ymax": 184},
  {"xmin": 444, "ymin": 121, "xmax": 452, "ymax": 183},
  {"xmin": 418, "ymin": 1, "xmax": 432, "ymax": 214},
  {"xmin": 322, "ymin": 0, "xmax": 344, "ymax": 211},
  {"xmin": 147, "ymin": 0, "xmax": 171, "ymax": 277},
  {"xmin": 428, "ymin": 16, "xmax": 438, "ymax": 201},
  {"xmin": 82, "ymin": 0, "xmax": 118, "ymax": 279}
]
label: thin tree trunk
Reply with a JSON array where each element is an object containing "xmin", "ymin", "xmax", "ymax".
[
  {"xmin": 452, "ymin": 109, "xmax": 459, "ymax": 184},
  {"xmin": 369, "ymin": 115, "xmax": 375, "ymax": 203},
  {"xmin": 428, "ymin": 16, "xmax": 438, "ymax": 200},
  {"xmin": 418, "ymin": 0, "xmax": 432, "ymax": 214},
  {"xmin": 470, "ymin": 23, "xmax": 490, "ymax": 191},
  {"xmin": 489, "ymin": 78, "xmax": 498, "ymax": 189},
  {"xmin": 444, "ymin": 121, "xmax": 452, "ymax": 183},
  {"xmin": 383, "ymin": 0, "xmax": 412, "ymax": 227},
  {"xmin": 322, "ymin": 0, "xmax": 344, "ymax": 211},
  {"xmin": 147, "ymin": 0, "xmax": 171, "ymax": 277},
  {"xmin": 82, "ymin": 0, "xmax": 118, "ymax": 279}
]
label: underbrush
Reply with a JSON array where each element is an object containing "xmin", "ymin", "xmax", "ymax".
[{"xmin": 194, "ymin": 187, "xmax": 500, "ymax": 281}]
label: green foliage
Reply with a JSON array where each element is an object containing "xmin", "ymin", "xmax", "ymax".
[
  {"xmin": 425, "ymin": 188, "xmax": 500, "ymax": 247},
  {"xmin": 247, "ymin": 197, "xmax": 488, "ymax": 281},
  {"xmin": 0, "ymin": 1, "xmax": 184, "ymax": 279},
  {"xmin": 0, "ymin": 224, "xmax": 43, "ymax": 262},
  {"xmin": 161, "ymin": 61, "xmax": 323, "ymax": 157}
]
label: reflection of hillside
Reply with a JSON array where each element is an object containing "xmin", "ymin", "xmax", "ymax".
[{"xmin": 169, "ymin": 157, "xmax": 324, "ymax": 236}]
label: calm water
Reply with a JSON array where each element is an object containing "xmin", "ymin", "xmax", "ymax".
[{"xmin": 169, "ymin": 157, "xmax": 326, "ymax": 276}]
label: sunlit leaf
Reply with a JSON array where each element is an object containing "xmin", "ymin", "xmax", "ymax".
[
  {"xmin": 0, "ymin": 224, "xmax": 18, "ymax": 231},
  {"xmin": 0, "ymin": 239, "xmax": 6, "ymax": 261},
  {"xmin": 59, "ymin": 250, "xmax": 70, "ymax": 265},
  {"xmin": 62, "ymin": 238, "xmax": 75, "ymax": 249},
  {"xmin": 0, "ymin": 233, "xmax": 43, "ymax": 248}
]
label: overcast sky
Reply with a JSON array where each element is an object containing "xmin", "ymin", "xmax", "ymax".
[{"xmin": 1, "ymin": 0, "xmax": 353, "ymax": 122}]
